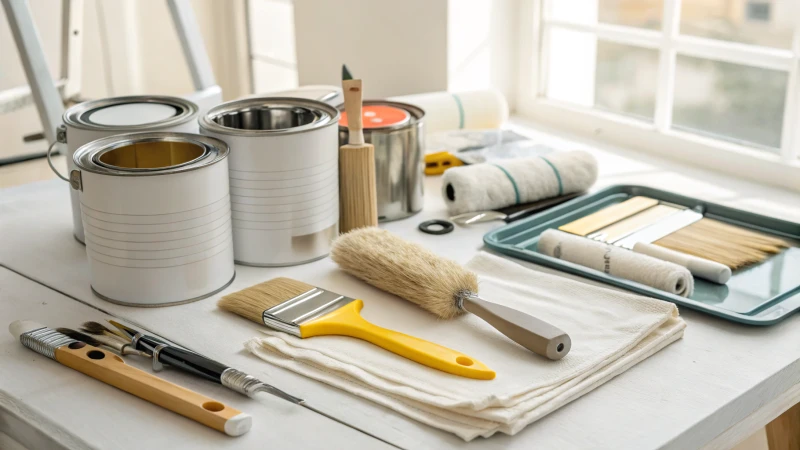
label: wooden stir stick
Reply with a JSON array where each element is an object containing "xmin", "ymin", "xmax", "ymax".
[{"xmin": 339, "ymin": 77, "xmax": 378, "ymax": 233}]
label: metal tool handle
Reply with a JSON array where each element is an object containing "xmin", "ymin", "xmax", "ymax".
[
  {"xmin": 46, "ymin": 139, "xmax": 70, "ymax": 182},
  {"xmin": 461, "ymin": 294, "xmax": 571, "ymax": 360}
]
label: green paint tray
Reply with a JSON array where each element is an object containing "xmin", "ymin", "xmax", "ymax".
[{"xmin": 483, "ymin": 185, "xmax": 800, "ymax": 325}]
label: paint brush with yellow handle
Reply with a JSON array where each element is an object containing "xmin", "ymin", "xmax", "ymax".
[
  {"xmin": 10, "ymin": 320, "xmax": 251, "ymax": 436},
  {"xmin": 218, "ymin": 277, "xmax": 495, "ymax": 380}
]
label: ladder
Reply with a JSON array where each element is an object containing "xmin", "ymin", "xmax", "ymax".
[{"xmin": 1, "ymin": 0, "xmax": 221, "ymax": 159}]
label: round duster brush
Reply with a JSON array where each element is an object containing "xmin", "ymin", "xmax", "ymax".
[{"xmin": 331, "ymin": 228, "xmax": 571, "ymax": 360}]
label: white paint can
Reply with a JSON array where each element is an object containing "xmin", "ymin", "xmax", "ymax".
[
  {"xmin": 50, "ymin": 96, "xmax": 200, "ymax": 244},
  {"xmin": 199, "ymin": 97, "xmax": 340, "ymax": 266},
  {"xmin": 71, "ymin": 132, "xmax": 235, "ymax": 306}
]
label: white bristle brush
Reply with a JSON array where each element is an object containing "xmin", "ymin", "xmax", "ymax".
[{"xmin": 331, "ymin": 228, "xmax": 571, "ymax": 360}]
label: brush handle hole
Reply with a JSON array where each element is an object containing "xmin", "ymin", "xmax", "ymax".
[
  {"xmin": 86, "ymin": 350, "xmax": 105, "ymax": 360},
  {"xmin": 203, "ymin": 401, "xmax": 225, "ymax": 412},
  {"xmin": 557, "ymin": 343, "xmax": 565, "ymax": 352},
  {"xmin": 456, "ymin": 356, "xmax": 474, "ymax": 366}
]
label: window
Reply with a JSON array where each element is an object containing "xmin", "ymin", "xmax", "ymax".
[{"xmin": 517, "ymin": 0, "xmax": 800, "ymax": 190}]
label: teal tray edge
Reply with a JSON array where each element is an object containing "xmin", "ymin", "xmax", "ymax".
[{"xmin": 483, "ymin": 184, "xmax": 800, "ymax": 326}]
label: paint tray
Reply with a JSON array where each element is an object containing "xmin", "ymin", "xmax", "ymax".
[{"xmin": 483, "ymin": 185, "xmax": 800, "ymax": 325}]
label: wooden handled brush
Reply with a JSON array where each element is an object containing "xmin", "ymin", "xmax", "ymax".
[
  {"xmin": 339, "ymin": 65, "xmax": 378, "ymax": 233},
  {"xmin": 559, "ymin": 196, "xmax": 790, "ymax": 270},
  {"xmin": 10, "ymin": 321, "xmax": 251, "ymax": 436},
  {"xmin": 331, "ymin": 228, "xmax": 572, "ymax": 360},
  {"xmin": 218, "ymin": 278, "xmax": 495, "ymax": 380}
]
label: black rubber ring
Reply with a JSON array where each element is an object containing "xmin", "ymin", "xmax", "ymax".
[{"xmin": 418, "ymin": 219, "xmax": 454, "ymax": 235}]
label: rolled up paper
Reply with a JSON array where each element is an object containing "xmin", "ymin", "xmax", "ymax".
[
  {"xmin": 389, "ymin": 89, "xmax": 508, "ymax": 133},
  {"xmin": 442, "ymin": 150, "xmax": 598, "ymax": 215},
  {"xmin": 538, "ymin": 229, "xmax": 695, "ymax": 297},
  {"xmin": 633, "ymin": 242, "xmax": 732, "ymax": 284}
]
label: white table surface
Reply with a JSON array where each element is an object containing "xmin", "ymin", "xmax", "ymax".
[
  {"xmin": 0, "ymin": 267, "xmax": 395, "ymax": 450},
  {"xmin": 2, "ymin": 119, "xmax": 800, "ymax": 450}
]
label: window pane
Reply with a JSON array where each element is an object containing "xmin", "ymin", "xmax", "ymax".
[
  {"xmin": 672, "ymin": 55, "xmax": 787, "ymax": 150},
  {"xmin": 549, "ymin": 0, "xmax": 662, "ymax": 29},
  {"xmin": 680, "ymin": 1, "xmax": 796, "ymax": 49},
  {"xmin": 545, "ymin": 29, "xmax": 659, "ymax": 121},
  {"xmin": 595, "ymin": 41, "xmax": 658, "ymax": 119}
]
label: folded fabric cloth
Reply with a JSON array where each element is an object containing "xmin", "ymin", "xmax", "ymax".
[
  {"xmin": 442, "ymin": 150, "xmax": 598, "ymax": 215},
  {"xmin": 244, "ymin": 252, "xmax": 685, "ymax": 440},
  {"xmin": 538, "ymin": 229, "xmax": 695, "ymax": 297}
]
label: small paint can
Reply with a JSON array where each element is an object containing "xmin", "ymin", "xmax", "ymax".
[
  {"xmin": 338, "ymin": 100, "xmax": 424, "ymax": 221},
  {"xmin": 199, "ymin": 97, "xmax": 340, "ymax": 266},
  {"xmin": 49, "ymin": 96, "xmax": 200, "ymax": 244},
  {"xmin": 71, "ymin": 132, "xmax": 235, "ymax": 306}
]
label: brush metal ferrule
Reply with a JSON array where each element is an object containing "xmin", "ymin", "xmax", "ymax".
[
  {"xmin": 19, "ymin": 327, "xmax": 78, "ymax": 360},
  {"xmin": 454, "ymin": 290, "xmax": 477, "ymax": 312},
  {"xmin": 221, "ymin": 368, "xmax": 304, "ymax": 404},
  {"xmin": 262, "ymin": 287, "xmax": 357, "ymax": 337}
]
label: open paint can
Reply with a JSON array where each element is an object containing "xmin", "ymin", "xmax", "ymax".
[
  {"xmin": 338, "ymin": 100, "xmax": 424, "ymax": 221},
  {"xmin": 199, "ymin": 97, "xmax": 340, "ymax": 266},
  {"xmin": 71, "ymin": 132, "xmax": 234, "ymax": 306},
  {"xmin": 49, "ymin": 96, "xmax": 200, "ymax": 244}
]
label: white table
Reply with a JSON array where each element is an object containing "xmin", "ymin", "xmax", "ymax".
[
  {"xmin": 0, "ymin": 267, "xmax": 395, "ymax": 450},
  {"xmin": 2, "ymin": 119, "xmax": 800, "ymax": 449}
]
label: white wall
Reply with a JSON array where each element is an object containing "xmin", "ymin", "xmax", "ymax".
[
  {"xmin": 292, "ymin": 0, "xmax": 450, "ymax": 98},
  {"xmin": 248, "ymin": 0, "xmax": 299, "ymax": 94},
  {"xmin": 288, "ymin": 0, "xmax": 517, "ymax": 101},
  {"xmin": 447, "ymin": 0, "xmax": 518, "ymax": 109}
]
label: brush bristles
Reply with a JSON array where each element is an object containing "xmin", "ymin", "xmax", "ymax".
[
  {"xmin": 56, "ymin": 328, "xmax": 101, "ymax": 346},
  {"xmin": 218, "ymin": 277, "xmax": 315, "ymax": 324},
  {"xmin": 81, "ymin": 321, "xmax": 129, "ymax": 342},
  {"xmin": 331, "ymin": 228, "xmax": 477, "ymax": 319},
  {"xmin": 655, "ymin": 218, "xmax": 790, "ymax": 270},
  {"xmin": 81, "ymin": 321, "xmax": 131, "ymax": 343}
]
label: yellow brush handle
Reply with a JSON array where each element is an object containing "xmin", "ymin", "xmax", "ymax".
[
  {"xmin": 55, "ymin": 344, "xmax": 251, "ymax": 436},
  {"xmin": 299, "ymin": 300, "xmax": 495, "ymax": 380}
]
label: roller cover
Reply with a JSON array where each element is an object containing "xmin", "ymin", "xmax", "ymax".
[
  {"xmin": 442, "ymin": 151, "xmax": 598, "ymax": 215},
  {"xmin": 389, "ymin": 89, "xmax": 508, "ymax": 132},
  {"xmin": 538, "ymin": 229, "xmax": 695, "ymax": 297}
]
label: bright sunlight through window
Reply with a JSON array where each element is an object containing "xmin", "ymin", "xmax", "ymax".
[{"xmin": 522, "ymin": 0, "xmax": 800, "ymax": 169}]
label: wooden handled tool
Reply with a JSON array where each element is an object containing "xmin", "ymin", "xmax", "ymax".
[
  {"xmin": 339, "ymin": 69, "xmax": 379, "ymax": 233},
  {"xmin": 10, "ymin": 321, "xmax": 251, "ymax": 437}
]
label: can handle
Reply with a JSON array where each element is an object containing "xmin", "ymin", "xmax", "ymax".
[{"xmin": 47, "ymin": 140, "xmax": 70, "ymax": 182}]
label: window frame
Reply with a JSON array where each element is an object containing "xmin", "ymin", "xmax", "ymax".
[{"xmin": 515, "ymin": 0, "xmax": 800, "ymax": 191}]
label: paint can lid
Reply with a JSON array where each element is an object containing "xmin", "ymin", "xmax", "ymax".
[
  {"xmin": 339, "ymin": 105, "xmax": 410, "ymax": 129},
  {"xmin": 63, "ymin": 96, "xmax": 198, "ymax": 132}
]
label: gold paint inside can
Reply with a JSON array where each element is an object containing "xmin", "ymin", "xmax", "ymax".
[{"xmin": 97, "ymin": 141, "xmax": 206, "ymax": 170}]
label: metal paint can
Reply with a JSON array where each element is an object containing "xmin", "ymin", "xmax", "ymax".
[
  {"xmin": 338, "ymin": 100, "xmax": 424, "ymax": 221},
  {"xmin": 71, "ymin": 132, "xmax": 235, "ymax": 306},
  {"xmin": 199, "ymin": 97, "xmax": 340, "ymax": 266},
  {"xmin": 51, "ymin": 96, "xmax": 200, "ymax": 244}
]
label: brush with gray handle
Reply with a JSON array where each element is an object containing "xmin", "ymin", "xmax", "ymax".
[{"xmin": 331, "ymin": 228, "xmax": 571, "ymax": 360}]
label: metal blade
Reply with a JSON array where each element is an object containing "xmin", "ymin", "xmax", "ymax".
[
  {"xmin": 450, "ymin": 211, "xmax": 508, "ymax": 225},
  {"xmin": 301, "ymin": 403, "xmax": 403, "ymax": 449},
  {"xmin": 615, "ymin": 209, "xmax": 703, "ymax": 249}
]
